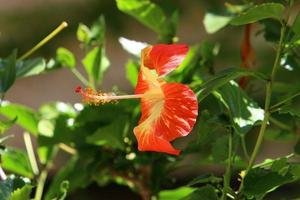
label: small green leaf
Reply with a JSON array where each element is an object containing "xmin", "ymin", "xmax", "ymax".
[
  {"xmin": 203, "ymin": 13, "xmax": 232, "ymax": 34},
  {"xmin": 16, "ymin": 58, "xmax": 46, "ymax": 78},
  {"xmin": 0, "ymin": 51, "xmax": 17, "ymax": 93},
  {"xmin": 188, "ymin": 174, "xmax": 222, "ymax": 186},
  {"xmin": 182, "ymin": 185, "xmax": 218, "ymax": 200},
  {"xmin": 0, "ymin": 148, "xmax": 33, "ymax": 178},
  {"xmin": 0, "ymin": 118, "xmax": 17, "ymax": 134},
  {"xmin": 212, "ymin": 135, "xmax": 229, "ymax": 162},
  {"xmin": 82, "ymin": 47, "xmax": 110, "ymax": 86},
  {"xmin": 9, "ymin": 185, "xmax": 32, "ymax": 200},
  {"xmin": 158, "ymin": 187, "xmax": 195, "ymax": 200},
  {"xmin": 77, "ymin": 23, "xmax": 91, "ymax": 44},
  {"xmin": 116, "ymin": 0, "xmax": 166, "ymax": 34},
  {"xmin": 56, "ymin": 48, "xmax": 76, "ymax": 69},
  {"xmin": 86, "ymin": 115, "xmax": 127, "ymax": 150},
  {"xmin": 0, "ymin": 103, "xmax": 39, "ymax": 135},
  {"xmin": 125, "ymin": 59, "xmax": 139, "ymax": 87},
  {"xmin": 215, "ymin": 81, "xmax": 264, "ymax": 135},
  {"xmin": 230, "ymin": 3, "xmax": 285, "ymax": 25}
]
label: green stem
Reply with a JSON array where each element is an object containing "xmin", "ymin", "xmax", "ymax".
[
  {"xmin": 270, "ymin": 91, "xmax": 300, "ymax": 111},
  {"xmin": 71, "ymin": 68, "xmax": 89, "ymax": 86},
  {"xmin": 269, "ymin": 116, "xmax": 292, "ymax": 131},
  {"xmin": 221, "ymin": 131, "xmax": 233, "ymax": 200},
  {"xmin": 238, "ymin": 24, "xmax": 286, "ymax": 194},
  {"xmin": 23, "ymin": 132, "xmax": 39, "ymax": 175},
  {"xmin": 18, "ymin": 22, "xmax": 68, "ymax": 61},
  {"xmin": 34, "ymin": 170, "xmax": 48, "ymax": 200},
  {"xmin": 241, "ymin": 136, "xmax": 250, "ymax": 161},
  {"xmin": 34, "ymin": 146, "xmax": 59, "ymax": 200}
]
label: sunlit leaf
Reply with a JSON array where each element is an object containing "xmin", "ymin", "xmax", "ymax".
[
  {"xmin": 16, "ymin": 57, "xmax": 46, "ymax": 78},
  {"xmin": 203, "ymin": 13, "xmax": 232, "ymax": 34},
  {"xmin": 0, "ymin": 103, "xmax": 39, "ymax": 135},
  {"xmin": 119, "ymin": 37, "xmax": 148, "ymax": 57},
  {"xmin": 0, "ymin": 148, "xmax": 33, "ymax": 178},
  {"xmin": 182, "ymin": 185, "xmax": 218, "ymax": 200},
  {"xmin": 159, "ymin": 187, "xmax": 195, "ymax": 200},
  {"xmin": 56, "ymin": 48, "xmax": 76, "ymax": 69},
  {"xmin": 215, "ymin": 81, "xmax": 264, "ymax": 135},
  {"xmin": 230, "ymin": 3, "xmax": 284, "ymax": 25},
  {"xmin": 116, "ymin": 0, "xmax": 166, "ymax": 34}
]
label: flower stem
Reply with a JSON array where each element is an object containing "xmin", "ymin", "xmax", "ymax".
[
  {"xmin": 71, "ymin": 68, "xmax": 89, "ymax": 86},
  {"xmin": 238, "ymin": 24, "xmax": 286, "ymax": 194},
  {"xmin": 241, "ymin": 136, "xmax": 250, "ymax": 161},
  {"xmin": 221, "ymin": 131, "xmax": 233, "ymax": 200},
  {"xmin": 18, "ymin": 21, "xmax": 68, "ymax": 61}
]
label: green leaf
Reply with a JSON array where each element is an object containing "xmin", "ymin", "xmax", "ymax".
[
  {"xmin": 56, "ymin": 48, "xmax": 76, "ymax": 69},
  {"xmin": 230, "ymin": 3, "xmax": 285, "ymax": 25},
  {"xmin": 125, "ymin": 59, "xmax": 139, "ymax": 87},
  {"xmin": 0, "ymin": 118, "xmax": 17, "ymax": 134},
  {"xmin": 182, "ymin": 185, "xmax": 218, "ymax": 200},
  {"xmin": 195, "ymin": 68, "xmax": 265, "ymax": 102},
  {"xmin": 81, "ymin": 16, "xmax": 109, "ymax": 86},
  {"xmin": 203, "ymin": 13, "xmax": 232, "ymax": 34},
  {"xmin": 214, "ymin": 81, "xmax": 264, "ymax": 135},
  {"xmin": 16, "ymin": 58, "xmax": 46, "ymax": 78},
  {"xmin": 9, "ymin": 185, "xmax": 32, "ymax": 200},
  {"xmin": 77, "ymin": 23, "xmax": 91, "ymax": 44},
  {"xmin": 159, "ymin": 187, "xmax": 195, "ymax": 200},
  {"xmin": 0, "ymin": 103, "xmax": 39, "ymax": 135},
  {"xmin": 0, "ymin": 148, "xmax": 33, "ymax": 178},
  {"xmin": 82, "ymin": 47, "xmax": 110, "ymax": 86},
  {"xmin": 119, "ymin": 37, "xmax": 147, "ymax": 58},
  {"xmin": 292, "ymin": 11, "xmax": 300, "ymax": 36},
  {"xmin": 116, "ymin": 0, "xmax": 166, "ymax": 34},
  {"xmin": 0, "ymin": 50, "xmax": 17, "ymax": 93},
  {"xmin": 243, "ymin": 168, "xmax": 293, "ymax": 199},
  {"xmin": 86, "ymin": 115, "xmax": 127, "ymax": 150},
  {"xmin": 188, "ymin": 174, "xmax": 222, "ymax": 186}
]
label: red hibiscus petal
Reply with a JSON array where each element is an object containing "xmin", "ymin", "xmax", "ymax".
[
  {"xmin": 142, "ymin": 44, "xmax": 189, "ymax": 76},
  {"xmin": 134, "ymin": 83, "xmax": 198, "ymax": 155}
]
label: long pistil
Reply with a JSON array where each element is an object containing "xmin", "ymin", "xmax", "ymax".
[{"xmin": 75, "ymin": 86, "xmax": 143, "ymax": 105}]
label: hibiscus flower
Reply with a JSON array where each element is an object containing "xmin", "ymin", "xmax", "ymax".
[{"xmin": 76, "ymin": 44, "xmax": 198, "ymax": 155}]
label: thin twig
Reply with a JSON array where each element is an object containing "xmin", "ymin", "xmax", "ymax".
[{"xmin": 18, "ymin": 21, "xmax": 68, "ymax": 61}]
